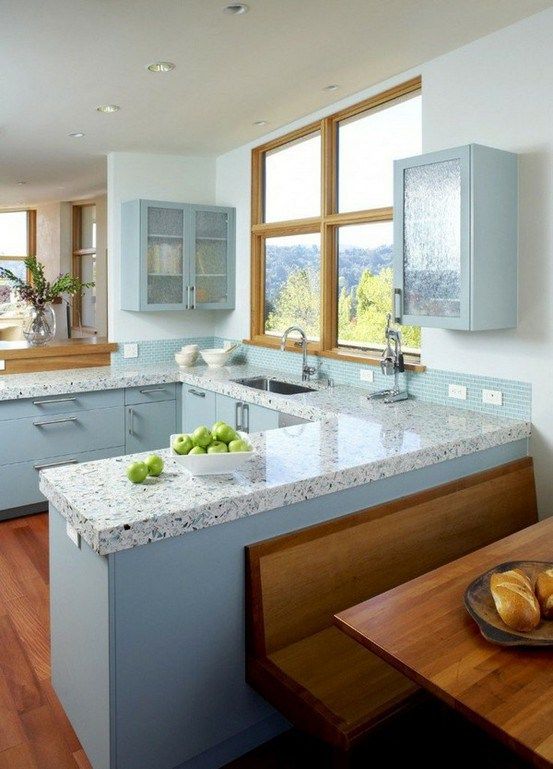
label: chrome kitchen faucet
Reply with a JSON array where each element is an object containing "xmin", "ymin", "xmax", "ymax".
[
  {"xmin": 280, "ymin": 326, "xmax": 316, "ymax": 382},
  {"xmin": 367, "ymin": 313, "xmax": 408, "ymax": 403}
]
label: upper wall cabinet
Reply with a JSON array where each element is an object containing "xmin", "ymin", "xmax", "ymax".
[
  {"xmin": 393, "ymin": 144, "xmax": 517, "ymax": 330},
  {"xmin": 121, "ymin": 200, "xmax": 235, "ymax": 311}
]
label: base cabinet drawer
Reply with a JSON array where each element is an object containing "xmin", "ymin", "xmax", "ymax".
[
  {"xmin": 0, "ymin": 406, "xmax": 125, "ymax": 465},
  {"xmin": 0, "ymin": 389, "xmax": 124, "ymax": 422},
  {"xmin": 125, "ymin": 384, "xmax": 177, "ymax": 405},
  {"xmin": 182, "ymin": 386, "xmax": 216, "ymax": 433},
  {"xmin": 0, "ymin": 446, "xmax": 125, "ymax": 512}
]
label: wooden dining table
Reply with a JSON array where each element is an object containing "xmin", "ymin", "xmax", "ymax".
[{"xmin": 335, "ymin": 517, "xmax": 553, "ymax": 769}]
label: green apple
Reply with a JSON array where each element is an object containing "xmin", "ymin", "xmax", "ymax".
[
  {"xmin": 228, "ymin": 439, "xmax": 251, "ymax": 453},
  {"xmin": 212, "ymin": 423, "xmax": 238, "ymax": 444},
  {"xmin": 211, "ymin": 420, "xmax": 226, "ymax": 433},
  {"xmin": 126, "ymin": 461, "xmax": 149, "ymax": 484},
  {"xmin": 145, "ymin": 454, "xmax": 164, "ymax": 477},
  {"xmin": 207, "ymin": 441, "xmax": 228, "ymax": 454},
  {"xmin": 192, "ymin": 425, "xmax": 212, "ymax": 448},
  {"xmin": 172, "ymin": 434, "xmax": 193, "ymax": 455},
  {"xmin": 189, "ymin": 445, "xmax": 207, "ymax": 455}
]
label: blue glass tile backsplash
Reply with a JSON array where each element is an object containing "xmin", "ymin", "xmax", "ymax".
[{"xmin": 112, "ymin": 336, "xmax": 531, "ymax": 421}]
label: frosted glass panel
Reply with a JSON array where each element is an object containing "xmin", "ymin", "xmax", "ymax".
[
  {"xmin": 403, "ymin": 159, "xmax": 461, "ymax": 317},
  {"xmin": 193, "ymin": 209, "xmax": 229, "ymax": 305},
  {"xmin": 146, "ymin": 206, "xmax": 184, "ymax": 305}
]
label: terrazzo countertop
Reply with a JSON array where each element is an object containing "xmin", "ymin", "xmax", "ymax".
[{"xmin": 38, "ymin": 361, "xmax": 531, "ymax": 555}]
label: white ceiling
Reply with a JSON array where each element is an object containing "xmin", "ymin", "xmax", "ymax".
[{"xmin": 1, "ymin": 0, "xmax": 551, "ymax": 207}]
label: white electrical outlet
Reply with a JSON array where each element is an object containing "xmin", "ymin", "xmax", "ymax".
[
  {"xmin": 359, "ymin": 369, "xmax": 374, "ymax": 383},
  {"xmin": 482, "ymin": 388, "xmax": 503, "ymax": 406},
  {"xmin": 0, "ymin": 360, "xmax": 5, "ymax": 371},
  {"xmin": 448, "ymin": 384, "xmax": 467, "ymax": 400},
  {"xmin": 123, "ymin": 343, "xmax": 138, "ymax": 359}
]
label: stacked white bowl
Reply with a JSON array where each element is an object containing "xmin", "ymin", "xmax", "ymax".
[{"xmin": 174, "ymin": 344, "xmax": 199, "ymax": 368}]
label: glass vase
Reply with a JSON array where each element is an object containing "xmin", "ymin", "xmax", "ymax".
[{"xmin": 22, "ymin": 303, "xmax": 56, "ymax": 346}]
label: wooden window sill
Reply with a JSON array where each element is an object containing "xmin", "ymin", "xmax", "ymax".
[{"xmin": 243, "ymin": 339, "xmax": 425, "ymax": 372}]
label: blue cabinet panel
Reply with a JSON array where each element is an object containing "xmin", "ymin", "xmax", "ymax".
[
  {"xmin": 125, "ymin": 383, "xmax": 177, "ymax": 405},
  {"xmin": 125, "ymin": 400, "xmax": 177, "ymax": 454},
  {"xmin": 182, "ymin": 386, "xmax": 217, "ymax": 433},
  {"xmin": 0, "ymin": 389, "xmax": 124, "ymax": 422}
]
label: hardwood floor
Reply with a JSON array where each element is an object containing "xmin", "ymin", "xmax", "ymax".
[{"xmin": 0, "ymin": 513, "xmax": 533, "ymax": 769}]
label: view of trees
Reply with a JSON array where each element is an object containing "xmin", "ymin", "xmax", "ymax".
[{"xmin": 264, "ymin": 243, "xmax": 421, "ymax": 349}]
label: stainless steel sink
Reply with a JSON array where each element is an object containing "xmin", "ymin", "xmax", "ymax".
[{"xmin": 232, "ymin": 376, "xmax": 315, "ymax": 395}]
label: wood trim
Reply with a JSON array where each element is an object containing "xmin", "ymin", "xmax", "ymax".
[
  {"xmin": 321, "ymin": 223, "xmax": 337, "ymax": 351},
  {"xmin": 251, "ymin": 218, "xmax": 321, "ymax": 237},
  {"xmin": 27, "ymin": 209, "xmax": 36, "ymax": 256},
  {"xmin": 1, "ymin": 352, "xmax": 111, "ymax": 374},
  {"xmin": 0, "ymin": 338, "xmax": 117, "ymax": 359},
  {"xmin": 243, "ymin": 335, "xmax": 321, "ymax": 354},
  {"xmin": 324, "ymin": 207, "xmax": 393, "ymax": 226},
  {"xmin": 329, "ymin": 76, "xmax": 422, "ymax": 125},
  {"xmin": 252, "ymin": 119, "xmax": 322, "ymax": 157},
  {"xmin": 319, "ymin": 348, "xmax": 425, "ymax": 372}
]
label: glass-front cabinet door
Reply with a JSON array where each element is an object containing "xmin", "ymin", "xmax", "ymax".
[
  {"xmin": 187, "ymin": 205, "xmax": 235, "ymax": 310},
  {"xmin": 393, "ymin": 146, "xmax": 470, "ymax": 330},
  {"xmin": 143, "ymin": 202, "xmax": 186, "ymax": 310}
]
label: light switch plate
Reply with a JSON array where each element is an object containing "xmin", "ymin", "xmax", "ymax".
[
  {"xmin": 482, "ymin": 388, "xmax": 503, "ymax": 406},
  {"xmin": 448, "ymin": 384, "xmax": 467, "ymax": 400},
  {"xmin": 359, "ymin": 369, "xmax": 374, "ymax": 383},
  {"xmin": 66, "ymin": 521, "xmax": 81, "ymax": 548},
  {"xmin": 123, "ymin": 343, "xmax": 138, "ymax": 359}
]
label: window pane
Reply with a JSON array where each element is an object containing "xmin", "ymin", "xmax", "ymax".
[
  {"xmin": 80, "ymin": 205, "xmax": 96, "ymax": 250},
  {"xmin": 0, "ymin": 259, "xmax": 26, "ymax": 307},
  {"xmin": 0, "ymin": 211, "xmax": 28, "ymax": 257},
  {"xmin": 264, "ymin": 133, "xmax": 321, "ymax": 222},
  {"xmin": 337, "ymin": 222, "xmax": 420, "ymax": 351},
  {"xmin": 264, "ymin": 233, "xmax": 320, "ymax": 340},
  {"xmin": 338, "ymin": 94, "xmax": 421, "ymax": 212}
]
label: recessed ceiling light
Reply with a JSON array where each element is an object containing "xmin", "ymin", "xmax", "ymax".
[
  {"xmin": 96, "ymin": 104, "xmax": 120, "ymax": 113},
  {"xmin": 17, "ymin": 181, "xmax": 26, "ymax": 186},
  {"xmin": 147, "ymin": 61, "xmax": 176, "ymax": 73},
  {"xmin": 223, "ymin": 3, "xmax": 249, "ymax": 15},
  {"xmin": 253, "ymin": 120, "xmax": 268, "ymax": 126},
  {"xmin": 323, "ymin": 84, "xmax": 339, "ymax": 92},
  {"xmin": 68, "ymin": 132, "xmax": 85, "ymax": 138}
]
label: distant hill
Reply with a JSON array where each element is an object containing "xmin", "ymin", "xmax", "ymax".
[{"xmin": 265, "ymin": 243, "xmax": 393, "ymax": 304}]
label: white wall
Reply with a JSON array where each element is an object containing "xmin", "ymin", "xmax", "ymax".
[
  {"xmin": 107, "ymin": 152, "xmax": 219, "ymax": 341},
  {"xmin": 215, "ymin": 6, "xmax": 553, "ymax": 514},
  {"xmin": 36, "ymin": 202, "xmax": 65, "ymax": 281},
  {"xmin": 93, "ymin": 195, "xmax": 108, "ymax": 337}
]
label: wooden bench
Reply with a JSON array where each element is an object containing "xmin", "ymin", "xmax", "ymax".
[{"xmin": 245, "ymin": 458, "xmax": 537, "ymax": 759}]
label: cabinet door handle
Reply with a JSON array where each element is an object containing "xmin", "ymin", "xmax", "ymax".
[
  {"xmin": 186, "ymin": 285, "xmax": 191, "ymax": 309},
  {"xmin": 235, "ymin": 401, "xmax": 242, "ymax": 430},
  {"xmin": 33, "ymin": 396, "xmax": 78, "ymax": 406},
  {"xmin": 393, "ymin": 288, "xmax": 402, "ymax": 322},
  {"xmin": 34, "ymin": 458, "xmax": 78, "ymax": 471},
  {"xmin": 33, "ymin": 416, "xmax": 78, "ymax": 427},
  {"xmin": 242, "ymin": 403, "xmax": 249, "ymax": 434},
  {"xmin": 188, "ymin": 389, "xmax": 206, "ymax": 398},
  {"xmin": 191, "ymin": 285, "xmax": 196, "ymax": 310},
  {"xmin": 128, "ymin": 408, "xmax": 135, "ymax": 436},
  {"xmin": 139, "ymin": 387, "xmax": 167, "ymax": 394}
]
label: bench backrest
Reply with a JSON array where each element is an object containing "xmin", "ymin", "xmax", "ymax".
[{"xmin": 246, "ymin": 458, "xmax": 536, "ymax": 656}]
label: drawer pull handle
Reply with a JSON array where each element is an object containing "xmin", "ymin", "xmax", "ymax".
[
  {"xmin": 242, "ymin": 403, "xmax": 250, "ymax": 434},
  {"xmin": 34, "ymin": 459, "xmax": 78, "ymax": 471},
  {"xmin": 33, "ymin": 416, "xmax": 78, "ymax": 427},
  {"xmin": 128, "ymin": 408, "xmax": 135, "ymax": 436},
  {"xmin": 33, "ymin": 397, "xmax": 78, "ymax": 406},
  {"xmin": 139, "ymin": 388, "xmax": 167, "ymax": 394},
  {"xmin": 235, "ymin": 401, "xmax": 242, "ymax": 430},
  {"xmin": 188, "ymin": 389, "xmax": 205, "ymax": 398}
]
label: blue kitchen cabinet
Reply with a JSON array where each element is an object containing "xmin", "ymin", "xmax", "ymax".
[
  {"xmin": 216, "ymin": 393, "xmax": 279, "ymax": 434},
  {"xmin": 182, "ymin": 385, "xmax": 217, "ymax": 433},
  {"xmin": 393, "ymin": 144, "xmax": 518, "ymax": 330},
  {"xmin": 121, "ymin": 200, "xmax": 235, "ymax": 312},
  {"xmin": 125, "ymin": 385, "xmax": 178, "ymax": 453}
]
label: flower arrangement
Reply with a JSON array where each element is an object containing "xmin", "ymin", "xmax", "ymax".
[{"xmin": 0, "ymin": 255, "xmax": 94, "ymax": 308}]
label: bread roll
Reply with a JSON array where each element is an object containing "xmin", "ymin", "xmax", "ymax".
[
  {"xmin": 490, "ymin": 568, "xmax": 541, "ymax": 632},
  {"xmin": 535, "ymin": 568, "xmax": 553, "ymax": 619}
]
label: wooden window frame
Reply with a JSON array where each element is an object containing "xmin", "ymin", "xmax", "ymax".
[
  {"xmin": 249, "ymin": 76, "xmax": 424, "ymax": 370},
  {"xmin": 0, "ymin": 209, "xmax": 36, "ymax": 284},
  {"xmin": 71, "ymin": 202, "xmax": 96, "ymax": 331}
]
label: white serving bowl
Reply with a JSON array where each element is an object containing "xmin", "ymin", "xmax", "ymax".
[
  {"xmin": 170, "ymin": 433, "xmax": 254, "ymax": 476},
  {"xmin": 200, "ymin": 347, "xmax": 232, "ymax": 368},
  {"xmin": 175, "ymin": 350, "xmax": 198, "ymax": 368}
]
